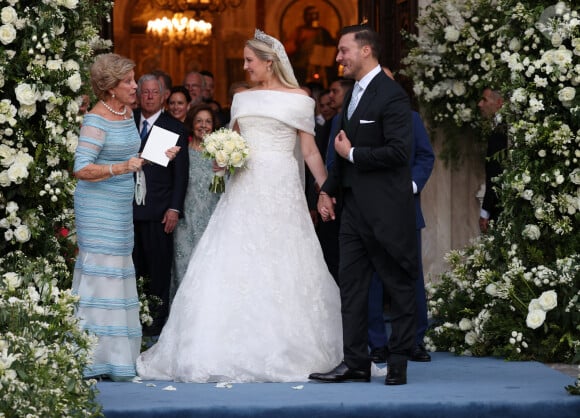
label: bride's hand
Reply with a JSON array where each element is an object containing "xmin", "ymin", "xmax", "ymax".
[
  {"xmin": 212, "ymin": 160, "xmax": 225, "ymax": 173},
  {"xmin": 317, "ymin": 192, "xmax": 335, "ymax": 221}
]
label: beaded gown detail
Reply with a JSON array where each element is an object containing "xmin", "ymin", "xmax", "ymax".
[
  {"xmin": 136, "ymin": 90, "xmax": 343, "ymax": 382},
  {"xmin": 73, "ymin": 114, "xmax": 142, "ymax": 379}
]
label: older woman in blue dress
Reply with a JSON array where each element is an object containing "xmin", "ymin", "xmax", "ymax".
[{"xmin": 73, "ymin": 53, "xmax": 179, "ymax": 381}]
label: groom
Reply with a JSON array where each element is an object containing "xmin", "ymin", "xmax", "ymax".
[{"xmin": 310, "ymin": 25, "xmax": 418, "ymax": 385}]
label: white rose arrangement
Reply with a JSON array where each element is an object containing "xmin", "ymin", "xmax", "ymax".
[
  {"xmin": 0, "ymin": 0, "xmax": 114, "ymax": 414},
  {"xmin": 411, "ymin": 2, "xmax": 579, "ymax": 396},
  {"xmin": 526, "ymin": 290, "xmax": 558, "ymax": 330},
  {"xmin": 201, "ymin": 127, "xmax": 249, "ymax": 193}
]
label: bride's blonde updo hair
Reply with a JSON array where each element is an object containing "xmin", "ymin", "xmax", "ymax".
[{"xmin": 246, "ymin": 30, "xmax": 299, "ymax": 89}]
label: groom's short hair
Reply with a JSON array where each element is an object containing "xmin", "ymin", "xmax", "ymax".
[{"xmin": 340, "ymin": 25, "xmax": 382, "ymax": 60}]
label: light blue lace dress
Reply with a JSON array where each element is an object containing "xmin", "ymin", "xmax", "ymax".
[
  {"xmin": 72, "ymin": 114, "xmax": 142, "ymax": 380},
  {"xmin": 171, "ymin": 147, "xmax": 220, "ymax": 299}
]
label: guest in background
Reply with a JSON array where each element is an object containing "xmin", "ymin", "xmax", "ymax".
[
  {"xmin": 167, "ymin": 86, "xmax": 191, "ymax": 123},
  {"xmin": 73, "ymin": 53, "xmax": 145, "ymax": 380},
  {"xmin": 200, "ymin": 70, "xmax": 216, "ymax": 103},
  {"xmin": 325, "ymin": 78, "xmax": 354, "ymax": 173},
  {"xmin": 367, "ymin": 67, "xmax": 435, "ymax": 364},
  {"xmin": 171, "ymin": 103, "xmax": 221, "ymax": 302},
  {"xmin": 478, "ymin": 88, "xmax": 506, "ymax": 233},
  {"xmin": 206, "ymin": 98, "xmax": 228, "ymax": 127},
  {"xmin": 152, "ymin": 69, "xmax": 173, "ymax": 104},
  {"xmin": 229, "ymin": 80, "xmax": 251, "ymax": 97},
  {"xmin": 318, "ymin": 89, "xmax": 337, "ymax": 123},
  {"xmin": 183, "ymin": 71, "xmax": 205, "ymax": 107},
  {"xmin": 133, "ymin": 74, "xmax": 189, "ymax": 337}
]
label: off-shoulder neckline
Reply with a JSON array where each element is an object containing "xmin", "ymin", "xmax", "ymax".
[{"xmin": 239, "ymin": 89, "xmax": 311, "ymax": 99}]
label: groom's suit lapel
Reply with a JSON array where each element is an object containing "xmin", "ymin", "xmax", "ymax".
[{"xmin": 344, "ymin": 73, "xmax": 381, "ymax": 144}]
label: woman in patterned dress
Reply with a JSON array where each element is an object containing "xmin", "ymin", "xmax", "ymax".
[{"xmin": 171, "ymin": 103, "xmax": 221, "ymax": 302}]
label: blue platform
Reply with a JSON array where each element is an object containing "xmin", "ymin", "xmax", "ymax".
[{"xmin": 96, "ymin": 352, "xmax": 580, "ymax": 417}]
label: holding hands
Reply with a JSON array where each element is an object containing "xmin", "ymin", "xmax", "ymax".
[{"xmin": 318, "ymin": 192, "xmax": 336, "ymax": 222}]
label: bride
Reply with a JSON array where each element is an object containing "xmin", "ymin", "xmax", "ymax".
[{"xmin": 136, "ymin": 30, "xmax": 343, "ymax": 383}]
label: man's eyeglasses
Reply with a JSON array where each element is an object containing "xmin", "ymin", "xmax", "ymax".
[{"xmin": 141, "ymin": 90, "xmax": 160, "ymax": 96}]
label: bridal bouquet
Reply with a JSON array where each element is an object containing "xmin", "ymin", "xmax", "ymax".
[{"xmin": 201, "ymin": 128, "xmax": 249, "ymax": 193}]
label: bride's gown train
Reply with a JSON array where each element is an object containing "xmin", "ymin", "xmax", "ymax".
[{"xmin": 136, "ymin": 90, "xmax": 343, "ymax": 382}]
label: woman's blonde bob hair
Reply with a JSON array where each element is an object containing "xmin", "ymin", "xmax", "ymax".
[
  {"xmin": 245, "ymin": 38, "xmax": 299, "ymax": 89},
  {"xmin": 90, "ymin": 53, "xmax": 135, "ymax": 100}
]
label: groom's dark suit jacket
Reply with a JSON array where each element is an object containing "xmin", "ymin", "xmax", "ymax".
[
  {"xmin": 133, "ymin": 110, "xmax": 189, "ymax": 220},
  {"xmin": 321, "ymin": 70, "xmax": 418, "ymax": 279}
]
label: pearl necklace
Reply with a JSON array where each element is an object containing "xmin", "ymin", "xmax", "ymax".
[{"xmin": 100, "ymin": 100, "xmax": 127, "ymax": 118}]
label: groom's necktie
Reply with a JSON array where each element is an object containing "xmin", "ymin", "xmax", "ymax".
[
  {"xmin": 347, "ymin": 83, "xmax": 363, "ymax": 119},
  {"xmin": 140, "ymin": 120, "xmax": 149, "ymax": 141}
]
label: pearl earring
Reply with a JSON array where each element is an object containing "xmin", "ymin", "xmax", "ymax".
[{"xmin": 112, "ymin": 93, "xmax": 115, "ymax": 98}]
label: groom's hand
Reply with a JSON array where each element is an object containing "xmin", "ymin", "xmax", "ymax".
[
  {"xmin": 334, "ymin": 130, "xmax": 352, "ymax": 159},
  {"xmin": 317, "ymin": 192, "xmax": 335, "ymax": 221}
]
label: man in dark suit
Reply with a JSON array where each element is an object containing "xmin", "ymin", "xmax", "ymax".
[
  {"xmin": 309, "ymin": 25, "xmax": 418, "ymax": 386},
  {"xmin": 133, "ymin": 74, "xmax": 189, "ymax": 336},
  {"xmin": 478, "ymin": 88, "xmax": 506, "ymax": 233},
  {"xmin": 368, "ymin": 68, "xmax": 435, "ymax": 364}
]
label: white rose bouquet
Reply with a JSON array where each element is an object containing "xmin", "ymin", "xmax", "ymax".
[{"xmin": 201, "ymin": 128, "xmax": 249, "ymax": 193}]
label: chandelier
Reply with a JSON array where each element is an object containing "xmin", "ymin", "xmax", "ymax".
[{"xmin": 146, "ymin": 0, "xmax": 244, "ymax": 48}]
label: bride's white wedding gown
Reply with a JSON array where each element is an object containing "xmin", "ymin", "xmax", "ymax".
[{"xmin": 136, "ymin": 90, "xmax": 343, "ymax": 382}]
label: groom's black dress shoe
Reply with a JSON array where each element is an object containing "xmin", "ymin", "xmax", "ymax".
[
  {"xmin": 370, "ymin": 346, "xmax": 388, "ymax": 364},
  {"xmin": 411, "ymin": 344, "xmax": 431, "ymax": 362},
  {"xmin": 385, "ymin": 362, "xmax": 407, "ymax": 385},
  {"xmin": 308, "ymin": 362, "xmax": 370, "ymax": 383}
]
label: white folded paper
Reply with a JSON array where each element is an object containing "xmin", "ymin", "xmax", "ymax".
[{"xmin": 140, "ymin": 125, "xmax": 179, "ymax": 167}]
